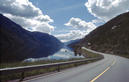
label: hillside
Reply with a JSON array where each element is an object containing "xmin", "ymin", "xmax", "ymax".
[
  {"xmin": 0, "ymin": 14, "xmax": 63, "ymax": 63},
  {"xmin": 70, "ymin": 12, "xmax": 129, "ymax": 58}
]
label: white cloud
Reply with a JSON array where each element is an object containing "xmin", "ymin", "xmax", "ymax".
[
  {"xmin": 0, "ymin": 0, "xmax": 54, "ymax": 33},
  {"xmin": 55, "ymin": 30, "xmax": 87, "ymax": 42},
  {"xmin": 85, "ymin": 0, "xmax": 129, "ymax": 21},
  {"xmin": 91, "ymin": 19, "xmax": 104, "ymax": 24},
  {"xmin": 65, "ymin": 17, "xmax": 96, "ymax": 30},
  {"xmin": 62, "ymin": 17, "xmax": 97, "ymax": 42}
]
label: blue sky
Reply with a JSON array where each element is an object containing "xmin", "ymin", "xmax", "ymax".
[
  {"xmin": 0, "ymin": 0, "xmax": 128, "ymax": 60},
  {"xmin": 1, "ymin": 0, "xmax": 128, "ymax": 42},
  {"xmin": 30, "ymin": 0, "xmax": 96, "ymax": 35}
]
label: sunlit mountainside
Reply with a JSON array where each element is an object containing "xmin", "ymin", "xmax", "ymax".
[{"xmin": 70, "ymin": 12, "xmax": 129, "ymax": 58}]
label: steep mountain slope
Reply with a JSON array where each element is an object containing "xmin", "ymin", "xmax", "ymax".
[
  {"xmin": 71, "ymin": 12, "xmax": 129, "ymax": 57},
  {"xmin": 0, "ymin": 14, "xmax": 63, "ymax": 63}
]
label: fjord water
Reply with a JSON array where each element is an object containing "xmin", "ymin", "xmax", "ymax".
[{"xmin": 24, "ymin": 46, "xmax": 84, "ymax": 62}]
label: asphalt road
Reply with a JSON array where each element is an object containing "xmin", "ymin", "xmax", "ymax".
[{"xmin": 25, "ymin": 49, "xmax": 129, "ymax": 82}]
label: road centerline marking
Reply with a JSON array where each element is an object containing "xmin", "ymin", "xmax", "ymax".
[{"xmin": 90, "ymin": 59, "xmax": 116, "ymax": 82}]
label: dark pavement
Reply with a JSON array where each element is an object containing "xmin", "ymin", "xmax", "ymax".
[{"xmin": 25, "ymin": 48, "xmax": 129, "ymax": 82}]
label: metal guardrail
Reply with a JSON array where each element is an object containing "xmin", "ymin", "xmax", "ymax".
[{"xmin": 0, "ymin": 57, "xmax": 103, "ymax": 81}]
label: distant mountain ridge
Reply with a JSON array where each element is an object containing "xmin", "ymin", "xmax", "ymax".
[
  {"xmin": 64, "ymin": 39, "xmax": 81, "ymax": 46},
  {"xmin": 70, "ymin": 12, "xmax": 129, "ymax": 57},
  {"xmin": 0, "ymin": 14, "xmax": 63, "ymax": 63}
]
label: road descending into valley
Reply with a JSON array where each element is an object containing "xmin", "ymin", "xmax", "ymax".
[{"xmin": 25, "ymin": 48, "xmax": 129, "ymax": 82}]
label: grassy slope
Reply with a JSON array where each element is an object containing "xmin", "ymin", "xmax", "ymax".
[{"xmin": 0, "ymin": 58, "xmax": 84, "ymax": 69}]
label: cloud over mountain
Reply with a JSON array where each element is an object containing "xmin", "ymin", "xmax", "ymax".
[
  {"xmin": 62, "ymin": 17, "xmax": 96, "ymax": 42},
  {"xmin": 85, "ymin": 0, "xmax": 129, "ymax": 21},
  {"xmin": 55, "ymin": 30, "xmax": 87, "ymax": 42},
  {"xmin": 0, "ymin": 0, "xmax": 54, "ymax": 33}
]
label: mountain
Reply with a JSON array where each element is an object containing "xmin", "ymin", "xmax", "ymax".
[
  {"xmin": 70, "ymin": 12, "xmax": 129, "ymax": 57},
  {"xmin": 64, "ymin": 39, "xmax": 81, "ymax": 46},
  {"xmin": 64, "ymin": 39, "xmax": 81, "ymax": 51},
  {"xmin": 0, "ymin": 14, "xmax": 63, "ymax": 63}
]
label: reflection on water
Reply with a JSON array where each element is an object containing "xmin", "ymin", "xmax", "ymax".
[
  {"xmin": 48, "ymin": 47, "xmax": 84, "ymax": 60},
  {"xmin": 24, "ymin": 46, "xmax": 84, "ymax": 62}
]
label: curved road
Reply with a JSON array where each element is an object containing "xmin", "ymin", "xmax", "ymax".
[{"xmin": 25, "ymin": 48, "xmax": 129, "ymax": 82}]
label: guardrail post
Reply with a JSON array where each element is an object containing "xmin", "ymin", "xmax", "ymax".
[
  {"xmin": 19, "ymin": 72, "xmax": 25, "ymax": 82},
  {"xmin": 74, "ymin": 63, "xmax": 77, "ymax": 67},
  {"xmin": 57, "ymin": 65, "xmax": 60, "ymax": 72}
]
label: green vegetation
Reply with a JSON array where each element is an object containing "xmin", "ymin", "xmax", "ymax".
[
  {"xmin": 0, "ymin": 58, "xmax": 84, "ymax": 69},
  {"xmin": 81, "ymin": 48, "xmax": 103, "ymax": 58},
  {"xmin": 0, "ymin": 49, "xmax": 102, "ymax": 82}
]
